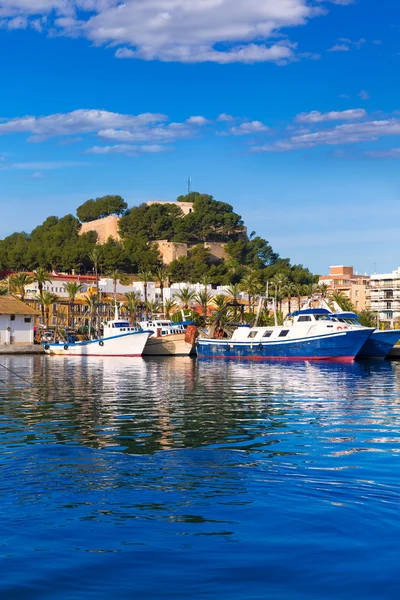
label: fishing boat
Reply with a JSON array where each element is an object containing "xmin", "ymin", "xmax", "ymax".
[
  {"xmin": 332, "ymin": 311, "xmax": 400, "ymax": 359},
  {"xmin": 43, "ymin": 311, "xmax": 152, "ymax": 357},
  {"xmin": 140, "ymin": 319, "xmax": 197, "ymax": 356},
  {"xmin": 197, "ymin": 309, "xmax": 374, "ymax": 361}
]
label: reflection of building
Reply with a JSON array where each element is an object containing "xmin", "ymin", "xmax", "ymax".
[
  {"xmin": 0, "ymin": 296, "xmax": 39, "ymax": 345},
  {"xmin": 366, "ymin": 267, "xmax": 400, "ymax": 328},
  {"xmin": 319, "ymin": 266, "xmax": 369, "ymax": 311}
]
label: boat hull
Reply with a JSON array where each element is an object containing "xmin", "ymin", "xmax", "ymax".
[
  {"xmin": 197, "ymin": 329, "xmax": 372, "ymax": 361},
  {"xmin": 356, "ymin": 330, "xmax": 400, "ymax": 359},
  {"xmin": 44, "ymin": 331, "xmax": 151, "ymax": 357},
  {"xmin": 143, "ymin": 333, "xmax": 195, "ymax": 356}
]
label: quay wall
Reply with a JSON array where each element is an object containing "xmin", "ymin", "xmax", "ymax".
[{"xmin": 0, "ymin": 344, "xmax": 45, "ymax": 355}]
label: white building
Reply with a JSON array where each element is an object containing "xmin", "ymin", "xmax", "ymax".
[
  {"xmin": 0, "ymin": 296, "xmax": 39, "ymax": 345},
  {"xmin": 367, "ymin": 267, "xmax": 400, "ymax": 328}
]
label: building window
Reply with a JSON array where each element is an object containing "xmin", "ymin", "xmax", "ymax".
[
  {"xmin": 24, "ymin": 317, "xmax": 31, "ymax": 323},
  {"xmin": 10, "ymin": 315, "xmax": 15, "ymax": 321}
]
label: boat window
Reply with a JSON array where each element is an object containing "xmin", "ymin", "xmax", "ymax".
[
  {"xmin": 298, "ymin": 316, "xmax": 312, "ymax": 322},
  {"xmin": 263, "ymin": 331, "xmax": 273, "ymax": 338},
  {"xmin": 315, "ymin": 315, "xmax": 333, "ymax": 321},
  {"xmin": 279, "ymin": 330, "xmax": 289, "ymax": 337},
  {"xmin": 247, "ymin": 331, "xmax": 258, "ymax": 339}
]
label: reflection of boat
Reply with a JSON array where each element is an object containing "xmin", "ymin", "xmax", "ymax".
[
  {"xmin": 197, "ymin": 310, "xmax": 374, "ymax": 361},
  {"xmin": 140, "ymin": 320, "xmax": 197, "ymax": 356},
  {"xmin": 332, "ymin": 311, "xmax": 400, "ymax": 359},
  {"xmin": 44, "ymin": 316, "xmax": 151, "ymax": 357}
]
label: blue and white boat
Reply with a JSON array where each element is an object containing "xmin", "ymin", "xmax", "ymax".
[
  {"xmin": 332, "ymin": 311, "xmax": 400, "ymax": 359},
  {"xmin": 197, "ymin": 309, "xmax": 374, "ymax": 361}
]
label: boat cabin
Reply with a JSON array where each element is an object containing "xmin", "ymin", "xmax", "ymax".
[
  {"xmin": 140, "ymin": 320, "xmax": 186, "ymax": 338},
  {"xmin": 231, "ymin": 309, "xmax": 349, "ymax": 342},
  {"xmin": 102, "ymin": 319, "xmax": 142, "ymax": 337}
]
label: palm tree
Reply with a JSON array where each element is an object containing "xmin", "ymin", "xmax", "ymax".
[
  {"xmin": 294, "ymin": 283, "xmax": 304, "ymax": 312},
  {"xmin": 7, "ymin": 273, "xmax": 33, "ymax": 299},
  {"xmin": 271, "ymin": 273, "xmax": 289, "ymax": 312},
  {"xmin": 62, "ymin": 282, "xmax": 84, "ymax": 329},
  {"xmin": 212, "ymin": 294, "xmax": 228, "ymax": 312},
  {"xmin": 0, "ymin": 284, "xmax": 7, "ymax": 296},
  {"xmin": 88, "ymin": 248, "xmax": 103, "ymax": 302},
  {"xmin": 146, "ymin": 300, "xmax": 159, "ymax": 319},
  {"xmin": 125, "ymin": 291, "xmax": 141, "ymax": 325},
  {"xmin": 33, "ymin": 268, "xmax": 52, "ymax": 323},
  {"xmin": 194, "ymin": 290, "xmax": 213, "ymax": 322},
  {"xmin": 164, "ymin": 298, "xmax": 177, "ymax": 319},
  {"xmin": 174, "ymin": 287, "xmax": 195, "ymax": 309},
  {"xmin": 303, "ymin": 282, "xmax": 319, "ymax": 298},
  {"xmin": 226, "ymin": 283, "xmax": 241, "ymax": 303},
  {"xmin": 330, "ymin": 291, "xmax": 354, "ymax": 312},
  {"xmin": 106, "ymin": 269, "xmax": 126, "ymax": 302},
  {"xmin": 84, "ymin": 294, "xmax": 99, "ymax": 338},
  {"xmin": 36, "ymin": 291, "xmax": 58, "ymax": 329},
  {"xmin": 155, "ymin": 265, "xmax": 169, "ymax": 308},
  {"xmin": 282, "ymin": 281, "xmax": 297, "ymax": 315},
  {"xmin": 318, "ymin": 283, "xmax": 329, "ymax": 298},
  {"xmin": 240, "ymin": 273, "xmax": 262, "ymax": 313}
]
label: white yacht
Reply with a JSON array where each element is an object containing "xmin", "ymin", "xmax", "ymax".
[{"xmin": 140, "ymin": 319, "xmax": 197, "ymax": 356}]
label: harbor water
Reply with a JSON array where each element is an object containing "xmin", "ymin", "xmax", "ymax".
[{"xmin": 1, "ymin": 356, "xmax": 400, "ymax": 599}]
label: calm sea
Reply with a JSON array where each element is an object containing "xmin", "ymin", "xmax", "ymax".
[{"xmin": 1, "ymin": 356, "xmax": 400, "ymax": 599}]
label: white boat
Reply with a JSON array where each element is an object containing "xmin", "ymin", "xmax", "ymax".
[
  {"xmin": 140, "ymin": 319, "xmax": 197, "ymax": 356},
  {"xmin": 44, "ymin": 312, "xmax": 152, "ymax": 357}
]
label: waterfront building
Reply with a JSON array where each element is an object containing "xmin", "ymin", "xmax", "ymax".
[
  {"xmin": 366, "ymin": 267, "xmax": 400, "ymax": 328},
  {"xmin": 0, "ymin": 296, "xmax": 39, "ymax": 345},
  {"xmin": 318, "ymin": 266, "xmax": 369, "ymax": 311}
]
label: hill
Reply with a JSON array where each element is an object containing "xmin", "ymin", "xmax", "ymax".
[{"xmin": 0, "ymin": 192, "xmax": 316, "ymax": 286}]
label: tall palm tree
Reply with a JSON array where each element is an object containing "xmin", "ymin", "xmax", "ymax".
[
  {"xmin": 33, "ymin": 268, "xmax": 52, "ymax": 323},
  {"xmin": 164, "ymin": 299, "xmax": 177, "ymax": 319},
  {"xmin": 240, "ymin": 273, "xmax": 262, "ymax": 313},
  {"xmin": 174, "ymin": 287, "xmax": 195, "ymax": 309},
  {"xmin": 88, "ymin": 248, "xmax": 103, "ymax": 302},
  {"xmin": 155, "ymin": 265, "xmax": 169, "ymax": 308},
  {"xmin": 294, "ymin": 283, "xmax": 304, "ymax": 312},
  {"xmin": 226, "ymin": 283, "xmax": 241, "ymax": 303},
  {"xmin": 138, "ymin": 270, "xmax": 153, "ymax": 317},
  {"xmin": 194, "ymin": 290, "xmax": 213, "ymax": 322},
  {"xmin": 330, "ymin": 291, "xmax": 354, "ymax": 312},
  {"xmin": 107, "ymin": 268, "xmax": 127, "ymax": 309},
  {"xmin": 36, "ymin": 291, "xmax": 58, "ymax": 329},
  {"xmin": 62, "ymin": 282, "xmax": 84, "ymax": 329},
  {"xmin": 84, "ymin": 294, "xmax": 99, "ymax": 338},
  {"xmin": 282, "ymin": 281, "xmax": 297, "ymax": 315},
  {"xmin": 271, "ymin": 273, "xmax": 289, "ymax": 312}
]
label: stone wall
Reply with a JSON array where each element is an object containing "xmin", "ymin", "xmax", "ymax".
[
  {"xmin": 155, "ymin": 240, "xmax": 188, "ymax": 265},
  {"xmin": 79, "ymin": 215, "xmax": 121, "ymax": 244},
  {"xmin": 204, "ymin": 242, "xmax": 228, "ymax": 261}
]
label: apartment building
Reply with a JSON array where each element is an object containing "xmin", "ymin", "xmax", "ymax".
[
  {"xmin": 366, "ymin": 267, "xmax": 400, "ymax": 328},
  {"xmin": 318, "ymin": 266, "xmax": 369, "ymax": 311}
]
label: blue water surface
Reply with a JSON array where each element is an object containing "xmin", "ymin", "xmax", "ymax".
[{"xmin": 1, "ymin": 356, "xmax": 400, "ymax": 599}]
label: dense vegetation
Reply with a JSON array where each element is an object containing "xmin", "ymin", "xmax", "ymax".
[
  {"xmin": 76, "ymin": 195, "xmax": 128, "ymax": 222},
  {"xmin": 0, "ymin": 191, "xmax": 317, "ymax": 288}
]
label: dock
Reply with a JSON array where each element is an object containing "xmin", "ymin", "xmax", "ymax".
[{"xmin": 0, "ymin": 345, "xmax": 45, "ymax": 355}]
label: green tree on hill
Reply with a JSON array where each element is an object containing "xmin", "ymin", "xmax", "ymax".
[{"xmin": 77, "ymin": 195, "xmax": 128, "ymax": 223}]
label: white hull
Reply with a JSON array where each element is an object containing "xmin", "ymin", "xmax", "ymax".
[
  {"xmin": 44, "ymin": 331, "xmax": 151, "ymax": 357},
  {"xmin": 143, "ymin": 333, "xmax": 195, "ymax": 356}
]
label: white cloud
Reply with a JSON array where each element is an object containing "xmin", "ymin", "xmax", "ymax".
[
  {"xmin": 186, "ymin": 116, "xmax": 210, "ymax": 126},
  {"xmin": 86, "ymin": 144, "xmax": 170, "ymax": 155},
  {"xmin": 0, "ymin": 160, "xmax": 88, "ymax": 170},
  {"xmin": 295, "ymin": 108, "xmax": 367, "ymax": 123},
  {"xmin": 252, "ymin": 119, "xmax": 400, "ymax": 152},
  {"xmin": 225, "ymin": 121, "xmax": 269, "ymax": 136},
  {"xmin": 217, "ymin": 114, "xmax": 234, "ymax": 122},
  {"xmin": 359, "ymin": 90, "xmax": 370, "ymax": 100},
  {"xmin": 328, "ymin": 43, "xmax": 350, "ymax": 52},
  {"xmin": 0, "ymin": 0, "xmax": 354, "ymax": 63},
  {"xmin": 365, "ymin": 148, "xmax": 400, "ymax": 159}
]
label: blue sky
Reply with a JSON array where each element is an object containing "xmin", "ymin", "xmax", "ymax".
[{"xmin": 0, "ymin": 0, "xmax": 399, "ymax": 274}]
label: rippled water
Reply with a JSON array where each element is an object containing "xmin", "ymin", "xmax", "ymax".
[{"xmin": 1, "ymin": 356, "xmax": 400, "ymax": 599}]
